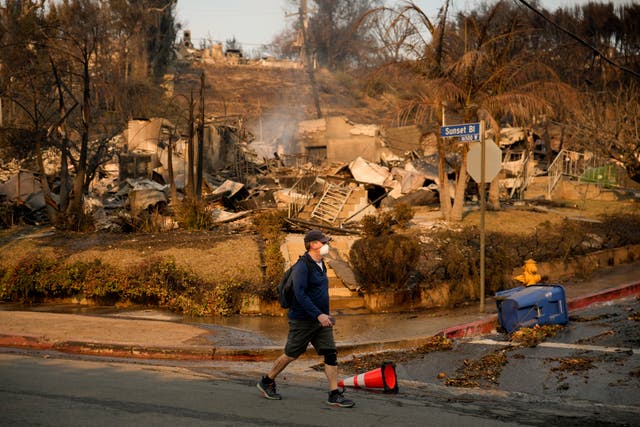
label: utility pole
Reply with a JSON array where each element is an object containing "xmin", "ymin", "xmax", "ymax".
[
  {"xmin": 196, "ymin": 71, "xmax": 205, "ymax": 200},
  {"xmin": 299, "ymin": 0, "xmax": 322, "ymax": 118},
  {"xmin": 187, "ymin": 88, "xmax": 195, "ymax": 200}
]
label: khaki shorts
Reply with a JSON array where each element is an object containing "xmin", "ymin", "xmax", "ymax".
[{"xmin": 284, "ymin": 319, "xmax": 336, "ymax": 358}]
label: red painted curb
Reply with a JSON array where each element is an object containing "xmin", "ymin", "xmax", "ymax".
[
  {"xmin": 439, "ymin": 281, "xmax": 640, "ymax": 340},
  {"xmin": 438, "ymin": 315, "xmax": 498, "ymax": 339},
  {"xmin": 0, "ymin": 334, "xmax": 54, "ymax": 351},
  {"xmin": 2, "ymin": 282, "xmax": 638, "ymax": 360},
  {"xmin": 567, "ymin": 281, "xmax": 640, "ymax": 311}
]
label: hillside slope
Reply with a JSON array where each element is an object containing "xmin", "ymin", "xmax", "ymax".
[{"xmin": 174, "ymin": 63, "xmax": 396, "ymax": 145}]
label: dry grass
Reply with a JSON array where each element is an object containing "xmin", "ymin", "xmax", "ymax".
[
  {"xmin": 0, "ymin": 199, "xmax": 636, "ymax": 284},
  {"xmin": 462, "ymin": 200, "xmax": 638, "ymax": 235},
  {"xmin": 0, "ymin": 229, "xmax": 263, "ymax": 285}
]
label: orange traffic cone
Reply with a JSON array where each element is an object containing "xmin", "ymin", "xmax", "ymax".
[{"xmin": 338, "ymin": 361, "xmax": 398, "ymax": 394}]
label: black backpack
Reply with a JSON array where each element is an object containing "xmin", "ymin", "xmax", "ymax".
[{"xmin": 277, "ymin": 255, "xmax": 313, "ymax": 309}]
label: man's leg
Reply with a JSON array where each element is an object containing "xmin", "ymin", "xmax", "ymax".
[
  {"xmin": 324, "ymin": 361, "xmax": 338, "ymax": 390},
  {"xmin": 258, "ymin": 319, "xmax": 309, "ymax": 400},
  {"xmin": 317, "ymin": 338, "xmax": 355, "ymax": 408},
  {"xmin": 268, "ymin": 353, "xmax": 296, "ymax": 380},
  {"xmin": 258, "ymin": 353, "xmax": 296, "ymax": 400}
]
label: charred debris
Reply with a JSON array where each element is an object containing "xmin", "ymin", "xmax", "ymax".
[{"xmin": 0, "ymin": 114, "xmax": 627, "ymax": 232}]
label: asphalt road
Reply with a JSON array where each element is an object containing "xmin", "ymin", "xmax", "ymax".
[
  {"xmin": 0, "ymin": 352, "xmax": 522, "ymax": 427},
  {"xmin": 1, "ymin": 293, "xmax": 638, "ymax": 426},
  {"xmin": 399, "ymin": 295, "xmax": 640, "ymax": 426},
  {"xmin": 2, "ymin": 293, "xmax": 639, "ymax": 427}
]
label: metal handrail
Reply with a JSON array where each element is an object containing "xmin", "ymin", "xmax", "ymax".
[
  {"xmin": 546, "ymin": 149, "xmax": 626, "ymax": 198},
  {"xmin": 547, "ymin": 149, "xmax": 566, "ymax": 198},
  {"xmin": 509, "ymin": 151, "xmax": 533, "ymax": 199}
]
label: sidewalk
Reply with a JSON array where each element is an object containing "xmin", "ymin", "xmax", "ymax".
[{"xmin": 1, "ymin": 260, "xmax": 639, "ymax": 361}]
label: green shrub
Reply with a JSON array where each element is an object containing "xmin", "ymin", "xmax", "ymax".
[
  {"xmin": 208, "ymin": 281, "xmax": 243, "ymax": 316},
  {"xmin": 174, "ymin": 198, "xmax": 216, "ymax": 230},
  {"xmin": 417, "ymin": 211, "xmax": 640, "ymax": 307},
  {"xmin": 0, "ymin": 256, "xmax": 227, "ymax": 315},
  {"xmin": 349, "ymin": 234, "xmax": 421, "ymax": 291},
  {"xmin": 5, "ymin": 256, "xmax": 57, "ymax": 303},
  {"xmin": 361, "ymin": 211, "xmax": 394, "ymax": 237},
  {"xmin": 81, "ymin": 260, "xmax": 125, "ymax": 304},
  {"xmin": 360, "ymin": 205, "xmax": 415, "ymax": 236},
  {"xmin": 252, "ymin": 210, "xmax": 286, "ymax": 300},
  {"xmin": 252, "ymin": 210, "xmax": 286, "ymax": 240},
  {"xmin": 392, "ymin": 203, "xmax": 415, "ymax": 229}
]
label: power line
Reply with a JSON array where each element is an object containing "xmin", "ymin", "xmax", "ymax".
[{"xmin": 515, "ymin": 0, "xmax": 640, "ymax": 80}]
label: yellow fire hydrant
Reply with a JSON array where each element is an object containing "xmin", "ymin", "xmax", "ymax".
[{"xmin": 514, "ymin": 259, "xmax": 541, "ymax": 286}]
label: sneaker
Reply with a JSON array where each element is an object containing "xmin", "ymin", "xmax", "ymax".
[
  {"xmin": 257, "ymin": 376, "xmax": 282, "ymax": 400},
  {"xmin": 326, "ymin": 389, "xmax": 355, "ymax": 408}
]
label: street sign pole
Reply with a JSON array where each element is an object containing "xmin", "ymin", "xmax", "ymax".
[
  {"xmin": 442, "ymin": 120, "xmax": 499, "ymax": 313},
  {"xmin": 479, "ymin": 120, "xmax": 486, "ymax": 313}
]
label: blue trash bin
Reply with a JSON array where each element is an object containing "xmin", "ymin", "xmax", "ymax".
[
  {"xmin": 495, "ymin": 286, "xmax": 525, "ymax": 301},
  {"xmin": 495, "ymin": 284, "xmax": 569, "ymax": 333}
]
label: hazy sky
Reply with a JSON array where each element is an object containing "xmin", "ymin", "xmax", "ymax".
[{"xmin": 175, "ymin": 0, "xmax": 629, "ymax": 50}]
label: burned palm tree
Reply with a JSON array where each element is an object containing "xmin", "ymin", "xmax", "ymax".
[{"xmin": 359, "ymin": 0, "xmax": 578, "ymax": 221}]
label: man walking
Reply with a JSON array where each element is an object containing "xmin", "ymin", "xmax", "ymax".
[{"xmin": 257, "ymin": 229, "xmax": 355, "ymax": 408}]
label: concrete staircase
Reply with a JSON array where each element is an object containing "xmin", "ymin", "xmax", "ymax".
[
  {"xmin": 522, "ymin": 176, "xmax": 550, "ymax": 200},
  {"xmin": 523, "ymin": 175, "xmax": 625, "ymax": 201}
]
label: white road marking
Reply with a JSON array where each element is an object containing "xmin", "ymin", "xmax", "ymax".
[{"xmin": 468, "ymin": 338, "xmax": 639, "ymax": 355}]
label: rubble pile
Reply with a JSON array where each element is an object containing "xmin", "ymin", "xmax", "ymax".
[
  {"xmin": 0, "ymin": 115, "xmax": 453, "ymax": 232},
  {"xmin": 2, "ymin": 114, "xmax": 623, "ymax": 231}
]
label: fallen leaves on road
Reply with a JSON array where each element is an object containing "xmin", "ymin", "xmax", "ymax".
[
  {"xmin": 627, "ymin": 311, "xmax": 640, "ymax": 321},
  {"xmin": 575, "ymin": 329, "xmax": 615, "ymax": 345},
  {"xmin": 322, "ymin": 335, "xmax": 453, "ymax": 375},
  {"xmin": 415, "ymin": 335, "xmax": 454, "ymax": 353},
  {"xmin": 444, "ymin": 350, "xmax": 508, "ymax": 388},
  {"xmin": 549, "ymin": 356, "xmax": 596, "ymax": 390},
  {"xmin": 550, "ymin": 356, "xmax": 596, "ymax": 373},
  {"xmin": 510, "ymin": 324, "xmax": 564, "ymax": 347}
]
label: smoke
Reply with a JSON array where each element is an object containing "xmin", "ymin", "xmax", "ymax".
[{"xmin": 247, "ymin": 105, "xmax": 307, "ymax": 157}]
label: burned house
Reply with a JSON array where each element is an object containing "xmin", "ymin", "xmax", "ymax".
[
  {"xmin": 296, "ymin": 116, "xmax": 389, "ymax": 164},
  {"xmin": 120, "ymin": 117, "xmax": 250, "ymax": 188}
]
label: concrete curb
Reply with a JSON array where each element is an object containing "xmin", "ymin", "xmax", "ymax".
[
  {"xmin": 439, "ymin": 315, "xmax": 498, "ymax": 339},
  {"xmin": 567, "ymin": 281, "xmax": 640, "ymax": 311},
  {"xmin": 1, "ymin": 281, "xmax": 639, "ymax": 361},
  {"xmin": 438, "ymin": 279, "xmax": 640, "ymax": 340}
]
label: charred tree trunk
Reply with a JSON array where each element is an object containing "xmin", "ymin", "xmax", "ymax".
[
  {"xmin": 68, "ymin": 59, "xmax": 91, "ymax": 229},
  {"xmin": 167, "ymin": 133, "xmax": 177, "ymax": 203},
  {"xmin": 437, "ymin": 136, "xmax": 452, "ymax": 220},
  {"xmin": 187, "ymin": 88, "xmax": 195, "ymax": 200},
  {"xmin": 450, "ymin": 145, "xmax": 468, "ymax": 222},
  {"xmin": 35, "ymin": 133, "xmax": 58, "ymax": 225},
  {"xmin": 196, "ymin": 71, "xmax": 205, "ymax": 200},
  {"xmin": 49, "ymin": 57, "xmax": 74, "ymax": 227}
]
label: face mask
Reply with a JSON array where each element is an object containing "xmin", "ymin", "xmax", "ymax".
[{"xmin": 320, "ymin": 243, "xmax": 330, "ymax": 256}]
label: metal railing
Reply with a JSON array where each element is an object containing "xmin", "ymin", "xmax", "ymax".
[
  {"xmin": 287, "ymin": 175, "xmax": 315, "ymax": 219},
  {"xmin": 509, "ymin": 151, "xmax": 533, "ymax": 199},
  {"xmin": 547, "ymin": 149, "xmax": 629, "ymax": 198}
]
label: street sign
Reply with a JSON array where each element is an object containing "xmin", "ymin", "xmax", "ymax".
[
  {"xmin": 440, "ymin": 123, "xmax": 481, "ymax": 142},
  {"xmin": 467, "ymin": 141, "xmax": 502, "ymax": 183}
]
